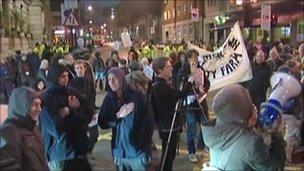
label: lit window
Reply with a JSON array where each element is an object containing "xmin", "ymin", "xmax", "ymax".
[
  {"xmin": 164, "ymin": 11, "xmax": 167, "ymax": 20},
  {"xmin": 168, "ymin": 9, "xmax": 171, "ymax": 19},
  {"xmin": 172, "ymin": 9, "xmax": 175, "ymax": 18}
]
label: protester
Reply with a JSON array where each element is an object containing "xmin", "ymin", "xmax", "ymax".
[
  {"xmin": 180, "ymin": 49, "xmax": 210, "ymax": 163},
  {"xmin": 125, "ymin": 71, "xmax": 156, "ymax": 162},
  {"xmin": 92, "ymin": 51, "xmax": 106, "ymax": 91},
  {"xmin": 151, "ymin": 57, "xmax": 191, "ymax": 171},
  {"xmin": 247, "ymin": 50, "xmax": 272, "ymax": 108},
  {"xmin": 39, "ymin": 64, "xmax": 91, "ymax": 171},
  {"xmin": 0, "ymin": 86, "xmax": 48, "ymax": 170},
  {"xmin": 98, "ymin": 67, "xmax": 152, "ymax": 170},
  {"xmin": 37, "ymin": 59, "xmax": 49, "ymax": 86},
  {"xmin": 70, "ymin": 60, "xmax": 97, "ymax": 157},
  {"xmin": 267, "ymin": 47, "xmax": 284, "ymax": 72},
  {"xmin": 202, "ymin": 84, "xmax": 286, "ymax": 170}
]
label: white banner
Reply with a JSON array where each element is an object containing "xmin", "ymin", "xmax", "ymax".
[
  {"xmin": 188, "ymin": 21, "xmax": 252, "ymax": 91},
  {"xmin": 261, "ymin": 5, "xmax": 271, "ymax": 31},
  {"xmin": 121, "ymin": 32, "xmax": 132, "ymax": 47}
]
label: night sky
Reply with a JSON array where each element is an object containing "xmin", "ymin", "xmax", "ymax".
[{"xmin": 83, "ymin": 0, "xmax": 121, "ymax": 8}]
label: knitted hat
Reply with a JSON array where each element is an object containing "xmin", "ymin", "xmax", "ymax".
[{"xmin": 213, "ymin": 84, "xmax": 253, "ymax": 124}]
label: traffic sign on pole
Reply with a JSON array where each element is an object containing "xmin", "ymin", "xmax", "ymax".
[
  {"xmin": 261, "ymin": 5, "xmax": 271, "ymax": 31},
  {"xmin": 64, "ymin": 12, "xmax": 79, "ymax": 27}
]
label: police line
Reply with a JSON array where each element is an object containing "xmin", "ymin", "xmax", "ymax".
[{"xmin": 188, "ymin": 21, "xmax": 253, "ymax": 91}]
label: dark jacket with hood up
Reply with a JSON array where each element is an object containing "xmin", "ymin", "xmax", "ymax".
[
  {"xmin": 0, "ymin": 86, "xmax": 48, "ymax": 171},
  {"xmin": 98, "ymin": 67, "xmax": 151, "ymax": 159},
  {"xmin": 39, "ymin": 64, "xmax": 90, "ymax": 162}
]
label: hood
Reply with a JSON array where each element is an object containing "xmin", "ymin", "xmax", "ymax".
[
  {"xmin": 202, "ymin": 120, "xmax": 247, "ymax": 151},
  {"xmin": 106, "ymin": 67, "xmax": 128, "ymax": 96},
  {"xmin": 47, "ymin": 63, "xmax": 68, "ymax": 86},
  {"xmin": 212, "ymin": 84, "xmax": 253, "ymax": 125},
  {"xmin": 8, "ymin": 86, "xmax": 40, "ymax": 119}
]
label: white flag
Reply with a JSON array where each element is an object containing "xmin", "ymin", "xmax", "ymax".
[{"xmin": 189, "ymin": 21, "xmax": 252, "ymax": 91}]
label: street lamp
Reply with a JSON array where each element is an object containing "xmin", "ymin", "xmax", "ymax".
[
  {"xmin": 236, "ymin": 0, "xmax": 243, "ymax": 6},
  {"xmin": 89, "ymin": 20, "xmax": 93, "ymax": 25},
  {"xmin": 88, "ymin": 5, "xmax": 93, "ymax": 11},
  {"xmin": 111, "ymin": 14, "xmax": 115, "ymax": 20}
]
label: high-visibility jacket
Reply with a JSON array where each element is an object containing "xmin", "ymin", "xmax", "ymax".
[{"xmin": 143, "ymin": 45, "xmax": 157, "ymax": 60}]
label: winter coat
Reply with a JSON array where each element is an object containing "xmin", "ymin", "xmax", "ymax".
[
  {"xmin": 151, "ymin": 76, "xmax": 190, "ymax": 131},
  {"xmin": 247, "ymin": 61, "xmax": 272, "ymax": 107},
  {"xmin": 0, "ymin": 87, "xmax": 48, "ymax": 170},
  {"xmin": 27, "ymin": 53, "xmax": 41, "ymax": 77},
  {"xmin": 202, "ymin": 121, "xmax": 286, "ymax": 171},
  {"xmin": 39, "ymin": 84, "xmax": 90, "ymax": 162},
  {"xmin": 37, "ymin": 69, "xmax": 48, "ymax": 86},
  {"xmin": 92, "ymin": 57, "xmax": 105, "ymax": 73},
  {"xmin": 69, "ymin": 76, "xmax": 95, "ymax": 121},
  {"xmin": 98, "ymin": 67, "xmax": 151, "ymax": 159}
]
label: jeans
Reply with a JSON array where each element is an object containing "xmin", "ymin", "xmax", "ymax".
[
  {"xmin": 114, "ymin": 157, "xmax": 147, "ymax": 171},
  {"xmin": 186, "ymin": 111, "xmax": 206, "ymax": 154},
  {"xmin": 48, "ymin": 158, "xmax": 91, "ymax": 171}
]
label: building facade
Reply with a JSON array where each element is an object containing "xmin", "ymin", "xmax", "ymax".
[
  {"xmin": 161, "ymin": 0, "xmax": 303, "ymax": 46},
  {"xmin": 0, "ymin": 0, "xmax": 49, "ymax": 57},
  {"xmin": 203, "ymin": 0, "xmax": 304, "ymax": 46},
  {"xmin": 161, "ymin": 0, "xmax": 204, "ymax": 43}
]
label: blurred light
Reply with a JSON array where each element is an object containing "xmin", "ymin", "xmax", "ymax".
[
  {"xmin": 101, "ymin": 26, "xmax": 104, "ymax": 29},
  {"xmin": 236, "ymin": 0, "xmax": 243, "ymax": 6},
  {"xmin": 104, "ymin": 23, "xmax": 107, "ymax": 27},
  {"xmin": 104, "ymin": 29, "xmax": 107, "ymax": 32},
  {"xmin": 111, "ymin": 14, "xmax": 115, "ymax": 19},
  {"xmin": 54, "ymin": 30, "xmax": 65, "ymax": 34},
  {"xmin": 89, "ymin": 20, "xmax": 93, "ymax": 24},
  {"xmin": 88, "ymin": 5, "xmax": 92, "ymax": 11},
  {"xmin": 72, "ymin": 28, "xmax": 76, "ymax": 34},
  {"xmin": 251, "ymin": 0, "xmax": 257, "ymax": 3},
  {"xmin": 80, "ymin": 29, "xmax": 84, "ymax": 36}
]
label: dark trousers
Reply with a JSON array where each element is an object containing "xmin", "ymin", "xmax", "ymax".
[
  {"xmin": 87, "ymin": 125, "xmax": 99, "ymax": 153},
  {"xmin": 63, "ymin": 158, "xmax": 91, "ymax": 171},
  {"xmin": 159, "ymin": 130, "xmax": 179, "ymax": 171}
]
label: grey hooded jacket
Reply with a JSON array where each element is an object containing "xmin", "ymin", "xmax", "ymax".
[{"xmin": 0, "ymin": 86, "xmax": 48, "ymax": 171}]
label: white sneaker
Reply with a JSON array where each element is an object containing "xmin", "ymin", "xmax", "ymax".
[{"xmin": 188, "ymin": 153, "xmax": 198, "ymax": 163}]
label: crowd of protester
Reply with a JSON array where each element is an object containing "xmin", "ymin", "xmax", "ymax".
[{"xmin": 0, "ymin": 38, "xmax": 303, "ymax": 171}]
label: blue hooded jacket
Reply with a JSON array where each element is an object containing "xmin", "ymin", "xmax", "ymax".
[
  {"xmin": 39, "ymin": 64, "xmax": 89, "ymax": 162},
  {"xmin": 98, "ymin": 67, "xmax": 151, "ymax": 159}
]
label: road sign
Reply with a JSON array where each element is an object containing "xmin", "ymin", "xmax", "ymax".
[
  {"xmin": 261, "ymin": 5, "xmax": 271, "ymax": 31},
  {"xmin": 64, "ymin": 12, "xmax": 79, "ymax": 26}
]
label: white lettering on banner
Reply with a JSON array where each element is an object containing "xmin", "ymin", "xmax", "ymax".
[{"xmin": 189, "ymin": 21, "xmax": 252, "ymax": 91}]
